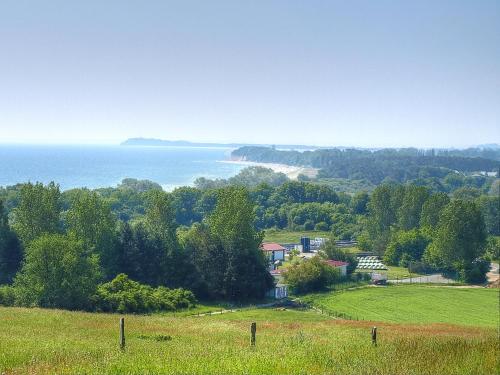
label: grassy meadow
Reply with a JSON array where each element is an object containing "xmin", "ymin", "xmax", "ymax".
[
  {"xmin": 355, "ymin": 265, "xmax": 426, "ymax": 280},
  {"xmin": 302, "ymin": 285, "xmax": 499, "ymax": 327},
  {"xmin": 0, "ymin": 305, "xmax": 497, "ymax": 375}
]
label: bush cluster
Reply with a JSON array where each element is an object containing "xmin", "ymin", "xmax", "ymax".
[
  {"xmin": 283, "ymin": 257, "xmax": 340, "ymax": 294},
  {"xmin": 94, "ymin": 274, "xmax": 196, "ymax": 313}
]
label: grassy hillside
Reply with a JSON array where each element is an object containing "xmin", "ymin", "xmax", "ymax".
[
  {"xmin": 0, "ymin": 306, "xmax": 497, "ymax": 374},
  {"xmin": 302, "ymin": 285, "xmax": 499, "ymax": 327}
]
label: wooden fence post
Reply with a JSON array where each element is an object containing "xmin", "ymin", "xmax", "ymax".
[
  {"xmin": 250, "ymin": 322, "xmax": 256, "ymax": 346},
  {"xmin": 119, "ymin": 317, "xmax": 125, "ymax": 350},
  {"xmin": 371, "ymin": 326, "xmax": 377, "ymax": 346}
]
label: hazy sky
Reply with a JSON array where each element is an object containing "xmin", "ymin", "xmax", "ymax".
[{"xmin": 0, "ymin": 0, "xmax": 498, "ymax": 148}]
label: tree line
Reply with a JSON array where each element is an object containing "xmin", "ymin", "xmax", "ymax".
[
  {"xmin": 360, "ymin": 184, "xmax": 497, "ymax": 283},
  {"xmin": 0, "ymin": 168, "xmax": 497, "ymax": 311},
  {"xmin": 0, "ymin": 183, "xmax": 273, "ymax": 312},
  {"xmin": 232, "ymin": 146, "xmax": 500, "ymax": 185}
]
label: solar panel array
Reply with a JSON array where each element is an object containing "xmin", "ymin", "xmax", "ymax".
[{"xmin": 356, "ymin": 256, "xmax": 387, "ymax": 270}]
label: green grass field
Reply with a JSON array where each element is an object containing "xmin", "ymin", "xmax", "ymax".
[
  {"xmin": 302, "ymin": 285, "xmax": 499, "ymax": 327},
  {"xmin": 263, "ymin": 229, "xmax": 331, "ymax": 243},
  {"xmin": 356, "ymin": 265, "xmax": 425, "ymax": 279},
  {"xmin": 0, "ymin": 305, "xmax": 497, "ymax": 374}
]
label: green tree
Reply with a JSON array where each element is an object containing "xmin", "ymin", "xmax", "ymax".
[
  {"xmin": 145, "ymin": 190, "xmax": 178, "ymax": 249},
  {"xmin": 319, "ymin": 238, "xmax": 358, "ymax": 274},
  {"xmin": 209, "ymin": 186, "xmax": 260, "ymax": 248},
  {"xmin": 208, "ymin": 186, "xmax": 273, "ymax": 300},
  {"xmin": 476, "ymin": 196, "xmax": 499, "ymax": 236},
  {"xmin": 66, "ymin": 190, "xmax": 117, "ymax": 277},
  {"xmin": 283, "ymin": 257, "xmax": 340, "ymax": 294},
  {"xmin": 228, "ymin": 166, "xmax": 288, "ymax": 188},
  {"xmin": 351, "ymin": 192, "xmax": 369, "ymax": 215},
  {"xmin": 12, "ymin": 182, "xmax": 61, "ymax": 246},
  {"xmin": 14, "ymin": 234, "xmax": 101, "ymax": 310},
  {"xmin": 0, "ymin": 200, "xmax": 23, "ymax": 284},
  {"xmin": 129, "ymin": 222, "xmax": 166, "ymax": 286},
  {"xmin": 383, "ymin": 229, "xmax": 430, "ymax": 266},
  {"xmin": 453, "ymin": 187, "xmax": 482, "ymax": 200},
  {"xmin": 171, "ymin": 187, "xmax": 202, "ymax": 226},
  {"xmin": 180, "ymin": 223, "xmax": 225, "ymax": 298},
  {"xmin": 424, "ymin": 200, "xmax": 487, "ymax": 283},
  {"xmin": 397, "ymin": 186, "xmax": 430, "ymax": 230},
  {"xmin": 485, "ymin": 236, "xmax": 499, "ymax": 261},
  {"xmin": 366, "ymin": 185, "xmax": 404, "ymax": 254},
  {"xmin": 420, "ymin": 192, "xmax": 450, "ymax": 231},
  {"xmin": 144, "ymin": 190, "xmax": 186, "ymax": 287}
]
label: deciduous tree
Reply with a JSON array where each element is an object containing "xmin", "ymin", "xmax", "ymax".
[
  {"xmin": 12, "ymin": 182, "xmax": 61, "ymax": 246},
  {"xmin": 14, "ymin": 234, "xmax": 101, "ymax": 310}
]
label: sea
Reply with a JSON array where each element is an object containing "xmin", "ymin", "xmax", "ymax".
[{"xmin": 0, "ymin": 144, "xmax": 245, "ymax": 191}]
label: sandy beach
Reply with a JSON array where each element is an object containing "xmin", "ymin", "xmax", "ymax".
[{"xmin": 220, "ymin": 160, "xmax": 318, "ymax": 180}]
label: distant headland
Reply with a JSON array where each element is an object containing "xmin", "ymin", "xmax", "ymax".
[{"xmin": 121, "ymin": 138, "xmax": 319, "ymax": 150}]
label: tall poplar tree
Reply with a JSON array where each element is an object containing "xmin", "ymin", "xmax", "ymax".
[
  {"xmin": 12, "ymin": 182, "xmax": 61, "ymax": 246},
  {"xmin": 208, "ymin": 186, "xmax": 273, "ymax": 300}
]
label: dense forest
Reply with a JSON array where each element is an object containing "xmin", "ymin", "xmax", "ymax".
[
  {"xmin": 0, "ymin": 166, "xmax": 498, "ymax": 311},
  {"xmin": 232, "ymin": 146, "xmax": 500, "ymax": 185}
]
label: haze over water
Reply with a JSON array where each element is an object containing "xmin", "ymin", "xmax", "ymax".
[{"xmin": 0, "ymin": 145, "xmax": 244, "ymax": 191}]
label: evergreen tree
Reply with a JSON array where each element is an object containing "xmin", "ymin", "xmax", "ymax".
[
  {"xmin": 115, "ymin": 221, "xmax": 141, "ymax": 280},
  {"xmin": 0, "ymin": 200, "xmax": 23, "ymax": 284}
]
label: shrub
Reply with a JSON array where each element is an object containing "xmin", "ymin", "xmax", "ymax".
[
  {"xmin": 485, "ymin": 236, "xmax": 500, "ymax": 261},
  {"xmin": 304, "ymin": 220, "xmax": 315, "ymax": 231},
  {"xmin": 460, "ymin": 259, "xmax": 490, "ymax": 284},
  {"xmin": 0, "ymin": 285, "xmax": 16, "ymax": 306},
  {"xmin": 94, "ymin": 274, "xmax": 196, "ymax": 313},
  {"xmin": 314, "ymin": 222, "xmax": 330, "ymax": 231},
  {"xmin": 384, "ymin": 229, "xmax": 430, "ymax": 266},
  {"xmin": 283, "ymin": 257, "xmax": 340, "ymax": 294}
]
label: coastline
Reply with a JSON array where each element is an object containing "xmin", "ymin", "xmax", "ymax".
[{"xmin": 220, "ymin": 160, "xmax": 318, "ymax": 180}]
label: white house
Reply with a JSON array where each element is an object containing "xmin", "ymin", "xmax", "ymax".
[
  {"xmin": 261, "ymin": 243, "xmax": 286, "ymax": 262},
  {"xmin": 267, "ymin": 269, "xmax": 288, "ymax": 299}
]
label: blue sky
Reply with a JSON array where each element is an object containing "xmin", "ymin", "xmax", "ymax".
[{"xmin": 0, "ymin": 0, "xmax": 498, "ymax": 147}]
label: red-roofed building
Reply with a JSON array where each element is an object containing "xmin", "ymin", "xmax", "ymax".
[
  {"xmin": 324, "ymin": 260, "xmax": 349, "ymax": 276},
  {"xmin": 261, "ymin": 242, "xmax": 286, "ymax": 262}
]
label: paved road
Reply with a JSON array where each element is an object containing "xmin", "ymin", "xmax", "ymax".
[
  {"xmin": 389, "ymin": 263, "xmax": 499, "ymax": 284},
  {"xmin": 487, "ymin": 263, "xmax": 499, "ymax": 284},
  {"xmin": 388, "ymin": 274, "xmax": 455, "ymax": 284}
]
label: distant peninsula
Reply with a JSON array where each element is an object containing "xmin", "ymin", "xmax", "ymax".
[{"xmin": 121, "ymin": 138, "xmax": 319, "ymax": 150}]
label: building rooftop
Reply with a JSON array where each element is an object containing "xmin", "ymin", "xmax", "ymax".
[
  {"xmin": 325, "ymin": 260, "xmax": 349, "ymax": 267},
  {"xmin": 261, "ymin": 243, "xmax": 287, "ymax": 252}
]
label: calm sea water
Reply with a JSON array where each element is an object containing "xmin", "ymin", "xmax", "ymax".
[{"xmin": 0, "ymin": 145, "xmax": 245, "ymax": 191}]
